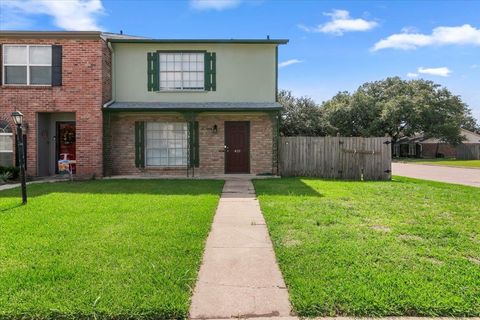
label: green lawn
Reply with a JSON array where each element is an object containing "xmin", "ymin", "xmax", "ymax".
[
  {"xmin": 396, "ymin": 158, "xmax": 480, "ymax": 168},
  {"xmin": 0, "ymin": 179, "xmax": 223, "ymax": 319},
  {"xmin": 254, "ymin": 177, "xmax": 480, "ymax": 317}
]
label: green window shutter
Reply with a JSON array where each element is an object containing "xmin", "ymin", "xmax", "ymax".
[
  {"xmin": 147, "ymin": 52, "xmax": 159, "ymax": 91},
  {"xmin": 188, "ymin": 121, "xmax": 200, "ymax": 167},
  {"xmin": 194, "ymin": 121, "xmax": 199, "ymax": 167},
  {"xmin": 134, "ymin": 121, "xmax": 145, "ymax": 168},
  {"xmin": 210, "ymin": 52, "xmax": 216, "ymax": 91},
  {"xmin": 204, "ymin": 52, "xmax": 216, "ymax": 91}
]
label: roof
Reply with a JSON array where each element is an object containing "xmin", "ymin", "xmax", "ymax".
[
  {"xmin": 0, "ymin": 31, "xmax": 102, "ymax": 39},
  {"xmin": 397, "ymin": 128, "xmax": 480, "ymax": 144},
  {"xmin": 104, "ymin": 102, "xmax": 282, "ymax": 112},
  {"xmin": 107, "ymin": 38, "xmax": 289, "ymax": 45},
  {"xmin": 101, "ymin": 32, "xmax": 147, "ymax": 40}
]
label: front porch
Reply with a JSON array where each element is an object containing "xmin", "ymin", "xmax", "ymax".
[{"xmin": 103, "ymin": 102, "xmax": 281, "ymax": 177}]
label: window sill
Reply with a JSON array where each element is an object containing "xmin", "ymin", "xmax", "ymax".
[
  {"xmin": 1, "ymin": 85, "xmax": 53, "ymax": 89},
  {"xmin": 156, "ymin": 90, "xmax": 207, "ymax": 93}
]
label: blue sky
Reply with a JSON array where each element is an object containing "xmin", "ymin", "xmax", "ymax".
[{"xmin": 1, "ymin": 0, "xmax": 479, "ymax": 120}]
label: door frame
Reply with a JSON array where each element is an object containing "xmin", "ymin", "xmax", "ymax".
[
  {"xmin": 55, "ymin": 121, "xmax": 76, "ymax": 174},
  {"xmin": 224, "ymin": 121, "xmax": 250, "ymax": 174}
]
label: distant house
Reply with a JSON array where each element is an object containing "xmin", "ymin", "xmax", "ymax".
[{"xmin": 393, "ymin": 128, "xmax": 480, "ymax": 158}]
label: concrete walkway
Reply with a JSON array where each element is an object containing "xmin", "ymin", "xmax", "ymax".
[
  {"xmin": 189, "ymin": 179, "xmax": 292, "ymax": 319},
  {"xmin": 393, "ymin": 162, "xmax": 480, "ymax": 187}
]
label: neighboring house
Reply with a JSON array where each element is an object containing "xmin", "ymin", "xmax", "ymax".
[
  {"xmin": 393, "ymin": 128, "xmax": 480, "ymax": 158},
  {"xmin": 0, "ymin": 31, "xmax": 111, "ymax": 178},
  {"xmin": 0, "ymin": 31, "xmax": 288, "ymax": 177},
  {"xmin": 104, "ymin": 37, "xmax": 287, "ymax": 176}
]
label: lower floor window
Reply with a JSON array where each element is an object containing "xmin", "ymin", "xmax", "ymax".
[
  {"xmin": 145, "ymin": 122, "xmax": 188, "ymax": 166},
  {"xmin": 0, "ymin": 120, "xmax": 13, "ymax": 167}
]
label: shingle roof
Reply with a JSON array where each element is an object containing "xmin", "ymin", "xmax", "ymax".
[{"xmin": 105, "ymin": 102, "xmax": 282, "ymax": 112}]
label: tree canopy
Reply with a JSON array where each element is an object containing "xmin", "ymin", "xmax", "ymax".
[{"xmin": 278, "ymin": 77, "xmax": 479, "ymax": 144}]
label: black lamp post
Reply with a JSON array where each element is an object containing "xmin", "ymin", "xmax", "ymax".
[{"xmin": 11, "ymin": 111, "xmax": 27, "ymax": 204}]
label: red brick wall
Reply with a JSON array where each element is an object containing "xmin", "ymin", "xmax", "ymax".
[
  {"xmin": 108, "ymin": 112, "xmax": 274, "ymax": 176},
  {"xmin": 421, "ymin": 143, "xmax": 457, "ymax": 158},
  {"xmin": 0, "ymin": 37, "xmax": 110, "ymax": 177}
]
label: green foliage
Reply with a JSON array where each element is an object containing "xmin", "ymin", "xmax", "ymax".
[
  {"xmin": 0, "ymin": 179, "xmax": 223, "ymax": 319},
  {"xmin": 278, "ymin": 90, "xmax": 330, "ymax": 136},
  {"xmin": 0, "ymin": 166, "xmax": 19, "ymax": 180},
  {"xmin": 322, "ymin": 77, "xmax": 478, "ymax": 144},
  {"xmin": 254, "ymin": 177, "xmax": 480, "ymax": 316},
  {"xmin": 279, "ymin": 78, "xmax": 479, "ymax": 143}
]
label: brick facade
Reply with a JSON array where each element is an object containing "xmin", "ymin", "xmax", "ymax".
[
  {"xmin": 421, "ymin": 143, "xmax": 457, "ymax": 158},
  {"xmin": 0, "ymin": 34, "xmax": 110, "ymax": 178},
  {"xmin": 107, "ymin": 112, "xmax": 275, "ymax": 176}
]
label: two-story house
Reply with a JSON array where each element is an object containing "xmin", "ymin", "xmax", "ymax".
[
  {"xmin": 1, "ymin": 31, "xmax": 287, "ymax": 178},
  {"xmin": 104, "ymin": 38, "xmax": 288, "ymax": 176},
  {"xmin": 0, "ymin": 31, "xmax": 111, "ymax": 178}
]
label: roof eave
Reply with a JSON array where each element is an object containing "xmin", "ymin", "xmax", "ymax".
[
  {"xmin": 0, "ymin": 31, "xmax": 102, "ymax": 39},
  {"xmin": 108, "ymin": 39, "xmax": 289, "ymax": 45},
  {"xmin": 103, "ymin": 108, "xmax": 281, "ymax": 113}
]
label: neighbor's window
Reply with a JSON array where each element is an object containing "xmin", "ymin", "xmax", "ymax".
[
  {"xmin": 159, "ymin": 52, "xmax": 204, "ymax": 91},
  {"xmin": 2, "ymin": 45, "xmax": 52, "ymax": 85},
  {"xmin": 145, "ymin": 122, "xmax": 188, "ymax": 166},
  {"xmin": 0, "ymin": 120, "xmax": 13, "ymax": 167}
]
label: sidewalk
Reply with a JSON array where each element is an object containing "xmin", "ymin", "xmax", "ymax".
[{"xmin": 189, "ymin": 179, "xmax": 292, "ymax": 319}]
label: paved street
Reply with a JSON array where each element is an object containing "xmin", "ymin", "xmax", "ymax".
[{"xmin": 392, "ymin": 162, "xmax": 480, "ymax": 187}]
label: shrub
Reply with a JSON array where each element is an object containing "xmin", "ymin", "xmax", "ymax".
[{"xmin": 0, "ymin": 166, "xmax": 20, "ymax": 180}]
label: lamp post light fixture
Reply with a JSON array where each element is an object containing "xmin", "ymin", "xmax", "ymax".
[{"xmin": 11, "ymin": 111, "xmax": 27, "ymax": 204}]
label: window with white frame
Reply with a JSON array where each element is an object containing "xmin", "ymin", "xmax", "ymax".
[
  {"xmin": 159, "ymin": 52, "xmax": 204, "ymax": 91},
  {"xmin": 0, "ymin": 120, "xmax": 13, "ymax": 167},
  {"xmin": 2, "ymin": 45, "xmax": 52, "ymax": 85},
  {"xmin": 145, "ymin": 122, "xmax": 188, "ymax": 166}
]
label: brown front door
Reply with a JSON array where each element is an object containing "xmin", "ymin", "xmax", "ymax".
[
  {"xmin": 56, "ymin": 122, "xmax": 76, "ymax": 174},
  {"xmin": 225, "ymin": 121, "xmax": 250, "ymax": 173}
]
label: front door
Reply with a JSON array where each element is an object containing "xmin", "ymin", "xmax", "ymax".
[
  {"xmin": 225, "ymin": 121, "xmax": 250, "ymax": 173},
  {"xmin": 56, "ymin": 122, "xmax": 76, "ymax": 174}
]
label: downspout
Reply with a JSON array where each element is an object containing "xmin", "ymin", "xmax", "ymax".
[{"xmin": 102, "ymin": 40, "xmax": 115, "ymax": 176}]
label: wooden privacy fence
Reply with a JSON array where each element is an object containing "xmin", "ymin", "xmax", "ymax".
[
  {"xmin": 279, "ymin": 137, "xmax": 392, "ymax": 180},
  {"xmin": 456, "ymin": 143, "xmax": 480, "ymax": 160}
]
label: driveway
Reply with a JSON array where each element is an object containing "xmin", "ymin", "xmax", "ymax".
[{"xmin": 392, "ymin": 162, "xmax": 480, "ymax": 187}]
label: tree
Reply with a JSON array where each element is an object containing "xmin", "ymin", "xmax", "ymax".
[
  {"xmin": 278, "ymin": 90, "xmax": 329, "ymax": 136},
  {"xmin": 322, "ymin": 77, "xmax": 478, "ymax": 145}
]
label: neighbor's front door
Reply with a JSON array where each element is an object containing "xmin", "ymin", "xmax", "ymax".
[
  {"xmin": 56, "ymin": 122, "xmax": 76, "ymax": 174},
  {"xmin": 225, "ymin": 121, "xmax": 250, "ymax": 173}
]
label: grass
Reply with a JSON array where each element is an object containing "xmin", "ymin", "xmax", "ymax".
[
  {"xmin": 396, "ymin": 158, "xmax": 480, "ymax": 168},
  {"xmin": 0, "ymin": 179, "xmax": 224, "ymax": 319},
  {"xmin": 254, "ymin": 177, "xmax": 480, "ymax": 317}
]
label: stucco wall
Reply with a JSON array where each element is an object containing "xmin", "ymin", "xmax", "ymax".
[{"xmin": 112, "ymin": 43, "xmax": 276, "ymax": 103}]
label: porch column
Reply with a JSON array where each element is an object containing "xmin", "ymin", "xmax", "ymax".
[{"xmin": 181, "ymin": 112, "xmax": 198, "ymax": 177}]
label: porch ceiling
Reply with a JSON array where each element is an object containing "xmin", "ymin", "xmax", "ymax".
[{"xmin": 103, "ymin": 102, "xmax": 281, "ymax": 112}]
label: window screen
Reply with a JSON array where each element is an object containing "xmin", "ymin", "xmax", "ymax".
[
  {"xmin": 145, "ymin": 122, "xmax": 188, "ymax": 166},
  {"xmin": 159, "ymin": 52, "xmax": 204, "ymax": 91}
]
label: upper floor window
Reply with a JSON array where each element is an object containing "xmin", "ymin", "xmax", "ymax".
[
  {"xmin": 2, "ymin": 45, "xmax": 52, "ymax": 85},
  {"xmin": 0, "ymin": 120, "xmax": 13, "ymax": 167},
  {"xmin": 159, "ymin": 52, "xmax": 204, "ymax": 91}
]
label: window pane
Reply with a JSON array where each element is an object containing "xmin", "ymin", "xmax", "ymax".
[
  {"xmin": 0, "ymin": 135, "xmax": 13, "ymax": 151},
  {"xmin": 0, "ymin": 152, "xmax": 13, "ymax": 167},
  {"xmin": 30, "ymin": 66, "xmax": 52, "ymax": 85},
  {"xmin": 5, "ymin": 66, "xmax": 27, "ymax": 84},
  {"xmin": 146, "ymin": 122, "xmax": 188, "ymax": 166},
  {"xmin": 29, "ymin": 46, "xmax": 51, "ymax": 64},
  {"xmin": 4, "ymin": 46, "xmax": 27, "ymax": 64}
]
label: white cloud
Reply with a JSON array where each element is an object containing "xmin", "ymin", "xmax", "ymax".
[
  {"xmin": 190, "ymin": 0, "xmax": 241, "ymax": 11},
  {"xmin": 417, "ymin": 67, "xmax": 452, "ymax": 77},
  {"xmin": 372, "ymin": 24, "xmax": 480, "ymax": 51},
  {"xmin": 278, "ymin": 59, "xmax": 303, "ymax": 68},
  {"xmin": 299, "ymin": 9, "xmax": 378, "ymax": 36},
  {"xmin": 0, "ymin": 0, "xmax": 104, "ymax": 31},
  {"xmin": 472, "ymin": 64, "xmax": 479, "ymax": 69},
  {"xmin": 406, "ymin": 72, "xmax": 419, "ymax": 78}
]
